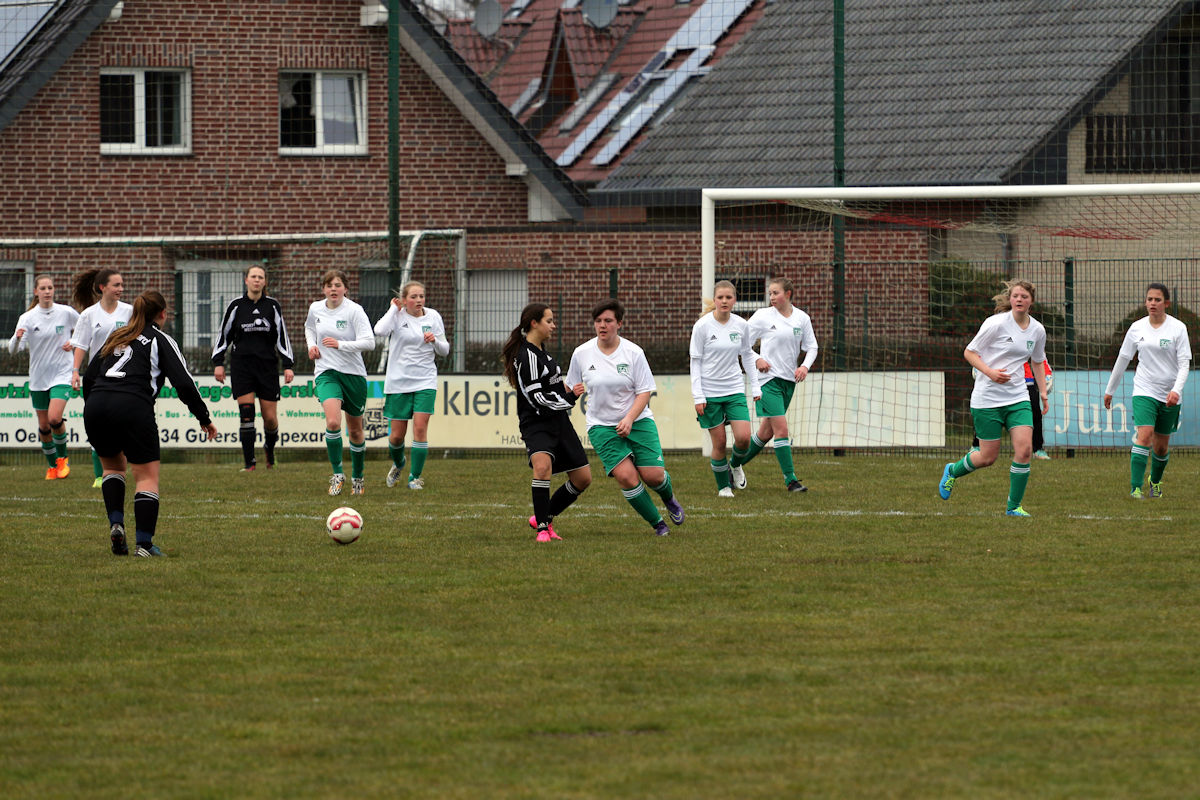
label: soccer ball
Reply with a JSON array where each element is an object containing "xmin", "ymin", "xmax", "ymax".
[{"xmin": 326, "ymin": 506, "xmax": 363, "ymax": 545}]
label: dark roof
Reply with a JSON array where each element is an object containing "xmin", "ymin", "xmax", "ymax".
[{"xmin": 600, "ymin": 0, "xmax": 1188, "ymax": 196}]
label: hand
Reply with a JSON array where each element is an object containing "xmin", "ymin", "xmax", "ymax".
[
  {"xmin": 616, "ymin": 416, "xmax": 633, "ymax": 437},
  {"xmin": 989, "ymin": 368, "xmax": 1011, "ymax": 384},
  {"xmin": 571, "ymin": 382, "xmax": 585, "ymax": 397},
  {"xmin": 1166, "ymin": 391, "xmax": 1181, "ymax": 407},
  {"xmin": 308, "ymin": 345, "xmax": 321, "ymax": 360},
  {"xmin": 13, "ymin": 328, "xmax": 24, "ymax": 340},
  {"xmin": 60, "ymin": 341, "xmax": 72, "ymax": 352},
  {"xmin": 213, "ymin": 366, "xmax": 225, "ymax": 384},
  {"xmin": 755, "ymin": 358, "xmax": 770, "ymax": 373},
  {"xmin": 694, "ymin": 402, "xmax": 707, "ymax": 416},
  {"xmin": 1040, "ymin": 392, "xmax": 1049, "ymax": 415},
  {"xmin": 284, "ymin": 369, "xmax": 295, "ymax": 384},
  {"xmin": 71, "ymin": 372, "xmax": 81, "ymax": 391},
  {"xmin": 752, "ymin": 393, "xmax": 762, "ymax": 402},
  {"xmin": 1103, "ymin": 394, "xmax": 1112, "ymax": 410},
  {"xmin": 795, "ymin": 366, "xmax": 809, "ymax": 382},
  {"xmin": 423, "ymin": 332, "xmax": 436, "ymax": 344},
  {"xmin": 321, "ymin": 336, "xmax": 340, "ymax": 349},
  {"xmin": 392, "ymin": 297, "xmax": 403, "ymax": 310},
  {"xmin": 201, "ymin": 423, "xmax": 218, "ymax": 441}
]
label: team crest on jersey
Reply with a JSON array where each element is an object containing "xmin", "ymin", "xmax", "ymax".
[
  {"xmin": 55, "ymin": 325, "xmax": 64, "ymax": 334},
  {"xmin": 793, "ymin": 327, "xmax": 802, "ymax": 336},
  {"xmin": 1026, "ymin": 340, "xmax": 1034, "ymax": 351},
  {"xmin": 729, "ymin": 332, "xmax": 741, "ymax": 343},
  {"xmin": 114, "ymin": 321, "xmax": 125, "ymax": 328},
  {"xmin": 1160, "ymin": 338, "xmax": 1171, "ymax": 348},
  {"xmin": 422, "ymin": 325, "xmax": 432, "ymax": 334},
  {"xmin": 616, "ymin": 363, "xmax": 630, "ymax": 375},
  {"xmin": 336, "ymin": 320, "xmax": 347, "ymax": 329}
]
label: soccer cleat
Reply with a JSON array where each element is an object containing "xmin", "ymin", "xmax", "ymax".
[
  {"xmin": 386, "ymin": 465, "xmax": 402, "ymax": 488},
  {"xmin": 1130, "ymin": 487, "xmax": 1144, "ymax": 500},
  {"xmin": 408, "ymin": 477, "xmax": 425, "ymax": 490},
  {"xmin": 351, "ymin": 477, "xmax": 365, "ymax": 496},
  {"xmin": 787, "ymin": 480, "xmax": 808, "ymax": 493},
  {"xmin": 528, "ymin": 515, "xmax": 557, "ymax": 540},
  {"xmin": 938, "ymin": 463, "xmax": 955, "ymax": 500},
  {"xmin": 1005, "ymin": 506, "xmax": 1032, "ymax": 517},
  {"xmin": 1148, "ymin": 482, "xmax": 1164, "ymax": 499},
  {"xmin": 730, "ymin": 464, "xmax": 747, "ymax": 490},
  {"xmin": 328, "ymin": 473, "xmax": 345, "ymax": 496},
  {"xmin": 45, "ymin": 466, "xmax": 57, "ymax": 481},
  {"xmin": 548, "ymin": 529, "xmax": 563, "ymax": 541},
  {"xmin": 92, "ymin": 476, "xmax": 103, "ymax": 489},
  {"xmin": 653, "ymin": 520, "xmax": 670, "ymax": 537},
  {"xmin": 535, "ymin": 530, "xmax": 552, "ymax": 543},
  {"xmin": 717, "ymin": 487, "xmax": 735, "ymax": 498},
  {"xmin": 110, "ymin": 522, "xmax": 128, "ymax": 556},
  {"xmin": 1033, "ymin": 449, "xmax": 1051, "ymax": 460},
  {"xmin": 55, "ymin": 457, "xmax": 70, "ymax": 479},
  {"xmin": 665, "ymin": 497, "xmax": 685, "ymax": 525},
  {"xmin": 240, "ymin": 464, "xmax": 256, "ymax": 472},
  {"xmin": 135, "ymin": 544, "xmax": 165, "ymax": 557}
]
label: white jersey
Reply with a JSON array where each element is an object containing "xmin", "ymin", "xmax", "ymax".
[
  {"xmin": 9, "ymin": 303, "xmax": 79, "ymax": 390},
  {"xmin": 374, "ymin": 304, "xmax": 449, "ymax": 394},
  {"xmin": 747, "ymin": 305, "xmax": 819, "ymax": 383},
  {"xmin": 70, "ymin": 301, "xmax": 134, "ymax": 357},
  {"xmin": 304, "ymin": 298, "xmax": 374, "ymax": 378},
  {"xmin": 566, "ymin": 336, "xmax": 656, "ymax": 428},
  {"xmin": 966, "ymin": 311, "xmax": 1047, "ymax": 408},
  {"xmin": 689, "ymin": 312, "xmax": 759, "ymax": 402},
  {"xmin": 1105, "ymin": 314, "xmax": 1191, "ymax": 401}
]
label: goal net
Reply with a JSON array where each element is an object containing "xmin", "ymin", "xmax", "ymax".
[{"xmin": 701, "ymin": 183, "xmax": 1200, "ymax": 453}]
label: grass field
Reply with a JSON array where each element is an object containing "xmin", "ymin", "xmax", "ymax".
[{"xmin": 2, "ymin": 451, "xmax": 1198, "ymax": 798}]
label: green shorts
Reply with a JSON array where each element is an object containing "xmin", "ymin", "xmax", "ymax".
[
  {"xmin": 1132, "ymin": 395, "xmax": 1181, "ymax": 435},
  {"xmin": 384, "ymin": 389, "xmax": 436, "ymax": 421},
  {"xmin": 972, "ymin": 400, "xmax": 1033, "ymax": 441},
  {"xmin": 588, "ymin": 418, "xmax": 666, "ymax": 476},
  {"xmin": 315, "ymin": 371, "xmax": 368, "ymax": 417},
  {"xmin": 696, "ymin": 393, "xmax": 751, "ymax": 429},
  {"xmin": 755, "ymin": 377, "xmax": 795, "ymax": 418},
  {"xmin": 31, "ymin": 385, "xmax": 71, "ymax": 411}
]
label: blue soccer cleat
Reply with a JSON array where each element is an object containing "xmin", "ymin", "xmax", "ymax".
[
  {"xmin": 1005, "ymin": 507, "xmax": 1032, "ymax": 517},
  {"xmin": 938, "ymin": 463, "xmax": 956, "ymax": 500}
]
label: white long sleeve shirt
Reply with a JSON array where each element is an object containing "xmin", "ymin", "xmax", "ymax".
[
  {"xmin": 689, "ymin": 312, "xmax": 760, "ymax": 403},
  {"xmin": 10, "ymin": 303, "xmax": 79, "ymax": 390},
  {"xmin": 374, "ymin": 304, "xmax": 449, "ymax": 394},
  {"xmin": 747, "ymin": 304, "xmax": 819, "ymax": 383},
  {"xmin": 1104, "ymin": 314, "xmax": 1191, "ymax": 402},
  {"xmin": 304, "ymin": 298, "xmax": 374, "ymax": 378}
]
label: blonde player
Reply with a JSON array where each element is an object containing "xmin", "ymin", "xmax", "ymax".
[
  {"xmin": 743, "ymin": 277, "xmax": 818, "ymax": 492},
  {"xmin": 9, "ymin": 275, "xmax": 79, "ymax": 480},
  {"xmin": 689, "ymin": 280, "xmax": 761, "ymax": 496},
  {"xmin": 374, "ymin": 281, "xmax": 449, "ymax": 490},
  {"xmin": 1103, "ymin": 283, "xmax": 1191, "ymax": 499},
  {"xmin": 304, "ymin": 270, "xmax": 375, "ymax": 497}
]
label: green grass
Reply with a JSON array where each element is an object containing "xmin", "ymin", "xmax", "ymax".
[{"xmin": 3, "ymin": 453, "xmax": 1199, "ymax": 798}]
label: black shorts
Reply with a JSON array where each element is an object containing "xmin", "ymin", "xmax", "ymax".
[
  {"xmin": 84, "ymin": 393, "xmax": 160, "ymax": 464},
  {"xmin": 230, "ymin": 358, "xmax": 281, "ymax": 402},
  {"xmin": 521, "ymin": 413, "xmax": 589, "ymax": 474}
]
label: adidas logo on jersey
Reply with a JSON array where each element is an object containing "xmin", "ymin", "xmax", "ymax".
[
  {"xmin": 587, "ymin": 365, "xmax": 596, "ymax": 371},
  {"xmin": 1001, "ymin": 336, "xmax": 1013, "ymax": 343},
  {"xmin": 709, "ymin": 334, "xmax": 719, "ymax": 341},
  {"xmin": 252, "ymin": 308, "xmax": 260, "ymax": 315}
]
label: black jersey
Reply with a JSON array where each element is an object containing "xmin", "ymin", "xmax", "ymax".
[
  {"xmin": 83, "ymin": 325, "xmax": 212, "ymax": 426},
  {"xmin": 210, "ymin": 294, "xmax": 294, "ymax": 369},
  {"xmin": 512, "ymin": 338, "xmax": 577, "ymax": 428}
]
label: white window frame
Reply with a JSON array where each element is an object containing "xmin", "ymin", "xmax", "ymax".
[
  {"xmin": 99, "ymin": 68, "xmax": 192, "ymax": 156},
  {"xmin": 465, "ymin": 270, "xmax": 527, "ymax": 344},
  {"xmin": 174, "ymin": 261, "xmax": 250, "ymax": 351},
  {"xmin": 0, "ymin": 261, "xmax": 34, "ymax": 337},
  {"xmin": 279, "ymin": 70, "xmax": 368, "ymax": 156}
]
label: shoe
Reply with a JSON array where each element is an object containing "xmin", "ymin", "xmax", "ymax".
[
  {"xmin": 408, "ymin": 477, "xmax": 425, "ymax": 490},
  {"xmin": 135, "ymin": 544, "xmax": 165, "ymax": 557},
  {"xmin": 92, "ymin": 476, "xmax": 103, "ymax": 489},
  {"xmin": 1033, "ymin": 449, "xmax": 1050, "ymax": 460},
  {"xmin": 730, "ymin": 464, "xmax": 747, "ymax": 489},
  {"xmin": 717, "ymin": 487, "xmax": 735, "ymax": 498},
  {"xmin": 653, "ymin": 520, "xmax": 670, "ymax": 537},
  {"xmin": 351, "ymin": 477, "xmax": 365, "ymax": 496},
  {"xmin": 44, "ymin": 466, "xmax": 57, "ymax": 481},
  {"xmin": 1005, "ymin": 506, "xmax": 1032, "ymax": 517},
  {"xmin": 386, "ymin": 465, "xmax": 402, "ymax": 488},
  {"xmin": 787, "ymin": 480, "xmax": 807, "ymax": 493},
  {"xmin": 1130, "ymin": 487, "xmax": 1144, "ymax": 500},
  {"xmin": 241, "ymin": 464, "xmax": 256, "ymax": 472},
  {"xmin": 328, "ymin": 473, "xmax": 345, "ymax": 496},
  {"xmin": 664, "ymin": 497, "xmax": 685, "ymax": 525},
  {"xmin": 528, "ymin": 515, "xmax": 557, "ymax": 540},
  {"xmin": 55, "ymin": 457, "xmax": 70, "ymax": 478},
  {"xmin": 938, "ymin": 463, "xmax": 955, "ymax": 500},
  {"xmin": 110, "ymin": 522, "xmax": 128, "ymax": 556},
  {"xmin": 535, "ymin": 530, "xmax": 552, "ymax": 543},
  {"xmin": 1148, "ymin": 482, "xmax": 1164, "ymax": 499},
  {"xmin": 548, "ymin": 529, "xmax": 562, "ymax": 541}
]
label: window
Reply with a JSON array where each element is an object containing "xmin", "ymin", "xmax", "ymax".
[
  {"xmin": 100, "ymin": 69, "xmax": 191, "ymax": 155},
  {"xmin": 717, "ymin": 274, "xmax": 768, "ymax": 317},
  {"xmin": 466, "ymin": 270, "xmax": 527, "ymax": 343},
  {"xmin": 175, "ymin": 260, "xmax": 252, "ymax": 352},
  {"xmin": 279, "ymin": 72, "xmax": 367, "ymax": 155},
  {"xmin": 0, "ymin": 262, "xmax": 33, "ymax": 336}
]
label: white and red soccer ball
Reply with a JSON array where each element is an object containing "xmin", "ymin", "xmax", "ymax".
[{"xmin": 326, "ymin": 506, "xmax": 363, "ymax": 545}]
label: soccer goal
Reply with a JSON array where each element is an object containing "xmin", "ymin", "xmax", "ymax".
[{"xmin": 701, "ymin": 183, "xmax": 1200, "ymax": 452}]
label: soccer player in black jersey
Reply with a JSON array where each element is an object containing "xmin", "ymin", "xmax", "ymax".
[
  {"xmin": 84, "ymin": 290, "xmax": 217, "ymax": 557},
  {"xmin": 501, "ymin": 303, "xmax": 591, "ymax": 541},
  {"xmin": 211, "ymin": 265, "xmax": 294, "ymax": 470}
]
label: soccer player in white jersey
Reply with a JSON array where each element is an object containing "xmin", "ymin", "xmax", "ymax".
[
  {"xmin": 566, "ymin": 298, "xmax": 683, "ymax": 537},
  {"xmin": 70, "ymin": 268, "xmax": 133, "ymax": 487},
  {"xmin": 689, "ymin": 280, "xmax": 761, "ymax": 496},
  {"xmin": 374, "ymin": 281, "xmax": 449, "ymax": 490},
  {"xmin": 743, "ymin": 277, "xmax": 818, "ymax": 492},
  {"xmin": 1103, "ymin": 283, "xmax": 1191, "ymax": 499},
  {"xmin": 938, "ymin": 280, "xmax": 1048, "ymax": 516},
  {"xmin": 304, "ymin": 269, "xmax": 375, "ymax": 497},
  {"xmin": 9, "ymin": 274, "xmax": 79, "ymax": 480}
]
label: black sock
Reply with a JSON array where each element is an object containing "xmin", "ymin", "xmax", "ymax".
[
  {"xmin": 532, "ymin": 479, "xmax": 551, "ymax": 528},
  {"xmin": 134, "ymin": 491, "xmax": 160, "ymax": 545},
  {"xmin": 549, "ymin": 479, "xmax": 583, "ymax": 517},
  {"xmin": 101, "ymin": 474, "xmax": 125, "ymax": 525},
  {"xmin": 239, "ymin": 403, "xmax": 256, "ymax": 467},
  {"xmin": 264, "ymin": 427, "xmax": 278, "ymax": 463}
]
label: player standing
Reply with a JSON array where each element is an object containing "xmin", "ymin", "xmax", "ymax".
[
  {"xmin": 82, "ymin": 290, "xmax": 217, "ymax": 556},
  {"xmin": 9, "ymin": 274, "xmax": 79, "ymax": 480},
  {"xmin": 938, "ymin": 280, "xmax": 1048, "ymax": 516},
  {"xmin": 502, "ymin": 303, "xmax": 591, "ymax": 542},
  {"xmin": 1103, "ymin": 283, "xmax": 1191, "ymax": 499},
  {"xmin": 566, "ymin": 298, "xmax": 682, "ymax": 537},
  {"xmin": 211, "ymin": 265, "xmax": 295, "ymax": 471},
  {"xmin": 374, "ymin": 281, "xmax": 449, "ymax": 490}
]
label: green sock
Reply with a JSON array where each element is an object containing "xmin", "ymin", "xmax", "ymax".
[
  {"xmin": 410, "ymin": 441, "xmax": 428, "ymax": 480},
  {"xmin": 730, "ymin": 445, "xmax": 749, "ymax": 468},
  {"xmin": 950, "ymin": 451, "xmax": 977, "ymax": 479},
  {"xmin": 1150, "ymin": 451, "xmax": 1169, "ymax": 484},
  {"xmin": 623, "ymin": 483, "xmax": 662, "ymax": 525},
  {"xmin": 325, "ymin": 429, "xmax": 343, "ymax": 473},
  {"xmin": 773, "ymin": 437, "xmax": 796, "ymax": 483},
  {"xmin": 650, "ymin": 472, "xmax": 674, "ymax": 502},
  {"xmin": 1130, "ymin": 445, "xmax": 1149, "ymax": 491},
  {"xmin": 53, "ymin": 431, "xmax": 67, "ymax": 459},
  {"xmin": 91, "ymin": 448, "xmax": 103, "ymax": 479},
  {"xmin": 349, "ymin": 440, "xmax": 366, "ymax": 480},
  {"xmin": 711, "ymin": 458, "xmax": 731, "ymax": 490},
  {"xmin": 389, "ymin": 443, "xmax": 406, "ymax": 470},
  {"xmin": 1007, "ymin": 461, "xmax": 1030, "ymax": 511},
  {"xmin": 742, "ymin": 433, "xmax": 766, "ymax": 465},
  {"xmin": 41, "ymin": 440, "xmax": 56, "ymax": 467}
]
